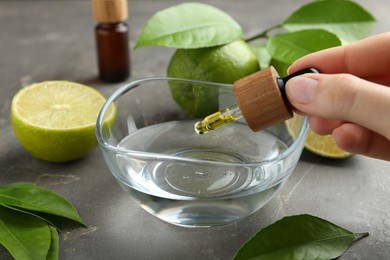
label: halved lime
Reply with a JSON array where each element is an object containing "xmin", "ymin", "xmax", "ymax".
[
  {"xmin": 286, "ymin": 114, "xmax": 353, "ymax": 159},
  {"xmin": 11, "ymin": 81, "xmax": 115, "ymax": 162}
]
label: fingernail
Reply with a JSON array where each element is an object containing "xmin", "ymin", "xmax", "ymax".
[{"xmin": 286, "ymin": 76, "xmax": 318, "ymax": 104}]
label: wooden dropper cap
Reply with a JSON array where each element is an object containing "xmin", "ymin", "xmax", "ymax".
[
  {"xmin": 234, "ymin": 66, "xmax": 318, "ymax": 132},
  {"xmin": 234, "ymin": 66, "xmax": 291, "ymax": 131},
  {"xmin": 91, "ymin": 0, "xmax": 128, "ymax": 23}
]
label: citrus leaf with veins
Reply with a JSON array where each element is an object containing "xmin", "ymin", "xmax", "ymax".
[
  {"xmin": 135, "ymin": 2, "xmax": 243, "ymax": 49},
  {"xmin": 267, "ymin": 29, "xmax": 341, "ymax": 65},
  {"xmin": 0, "ymin": 205, "xmax": 52, "ymax": 260},
  {"xmin": 0, "ymin": 182, "xmax": 85, "ymax": 225},
  {"xmin": 234, "ymin": 214, "xmax": 369, "ymax": 260},
  {"xmin": 283, "ymin": 0, "xmax": 375, "ymax": 43}
]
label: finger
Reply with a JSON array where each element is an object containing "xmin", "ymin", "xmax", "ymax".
[
  {"xmin": 364, "ymin": 73, "xmax": 390, "ymax": 86},
  {"xmin": 292, "ymin": 108, "xmax": 306, "ymax": 116},
  {"xmin": 286, "ymin": 73, "xmax": 390, "ymax": 140},
  {"xmin": 289, "ymin": 32, "xmax": 390, "ymax": 78},
  {"xmin": 333, "ymin": 123, "xmax": 390, "ymax": 161},
  {"xmin": 308, "ymin": 116, "xmax": 343, "ymax": 135}
]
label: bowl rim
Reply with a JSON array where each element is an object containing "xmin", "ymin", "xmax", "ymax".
[{"xmin": 96, "ymin": 77, "xmax": 309, "ymax": 167}]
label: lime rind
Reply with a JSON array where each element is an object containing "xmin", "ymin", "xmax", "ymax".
[
  {"xmin": 167, "ymin": 40, "xmax": 259, "ymax": 117},
  {"xmin": 285, "ymin": 114, "xmax": 353, "ymax": 159}
]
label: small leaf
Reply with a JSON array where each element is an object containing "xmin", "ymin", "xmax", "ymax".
[
  {"xmin": 135, "ymin": 2, "xmax": 243, "ymax": 49},
  {"xmin": 283, "ymin": 0, "xmax": 375, "ymax": 43},
  {"xmin": 0, "ymin": 182, "xmax": 85, "ymax": 225},
  {"xmin": 234, "ymin": 214, "xmax": 369, "ymax": 260},
  {"xmin": 249, "ymin": 43, "xmax": 271, "ymax": 70},
  {"xmin": 46, "ymin": 225, "xmax": 59, "ymax": 260},
  {"xmin": 0, "ymin": 202, "xmax": 62, "ymax": 230},
  {"xmin": 0, "ymin": 205, "xmax": 51, "ymax": 260},
  {"xmin": 267, "ymin": 29, "xmax": 341, "ymax": 65}
]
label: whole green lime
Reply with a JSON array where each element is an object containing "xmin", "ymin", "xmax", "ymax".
[{"xmin": 167, "ymin": 40, "xmax": 259, "ymax": 117}]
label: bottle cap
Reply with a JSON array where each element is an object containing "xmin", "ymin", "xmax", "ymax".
[
  {"xmin": 233, "ymin": 66, "xmax": 293, "ymax": 132},
  {"xmin": 91, "ymin": 0, "xmax": 128, "ymax": 23}
]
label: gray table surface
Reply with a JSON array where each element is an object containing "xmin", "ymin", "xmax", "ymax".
[{"xmin": 1, "ymin": 0, "xmax": 389, "ymax": 259}]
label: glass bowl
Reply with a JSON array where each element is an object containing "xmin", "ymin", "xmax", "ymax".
[{"xmin": 96, "ymin": 77, "xmax": 308, "ymax": 227}]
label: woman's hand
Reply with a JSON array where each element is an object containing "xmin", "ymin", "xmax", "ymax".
[{"xmin": 286, "ymin": 32, "xmax": 390, "ymax": 160}]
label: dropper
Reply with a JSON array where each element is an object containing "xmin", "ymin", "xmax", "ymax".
[{"xmin": 194, "ymin": 66, "xmax": 318, "ymax": 134}]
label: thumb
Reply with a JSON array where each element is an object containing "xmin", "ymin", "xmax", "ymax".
[{"xmin": 285, "ymin": 73, "xmax": 390, "ymax": 140}]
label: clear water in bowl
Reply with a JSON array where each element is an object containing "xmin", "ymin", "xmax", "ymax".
[{"xmin": 115, "ymin": 119, "xmax": 289, "ymax": 227}]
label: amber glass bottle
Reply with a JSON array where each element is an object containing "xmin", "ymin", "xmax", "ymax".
[{"xmin": 92, "ymin": 0, "xmax": 130, "ymax": 83}]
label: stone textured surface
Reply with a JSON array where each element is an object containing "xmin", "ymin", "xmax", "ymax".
[{"xmin": 1, "ymin": 1, "xmax": 389, "ymax": 259}]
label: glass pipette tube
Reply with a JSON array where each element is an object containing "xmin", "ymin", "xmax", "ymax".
[{"xmin": 194, "ymin": 104, "xmax": 242, "ymax": 134}]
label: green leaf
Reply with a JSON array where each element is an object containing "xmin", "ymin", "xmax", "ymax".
[
  {"xmin": 135, "ymin": 2, "xmax": 243, "ymax": 49},
  {"xmin": 46, "ymin": 225, "xmax": 59, "ymax": 260},
  {"xmin": 270, "ymin": 59, "xmax": 290, "ymax": 78},
  {"xmin": 0, "ymin": 205, "xmax": 51, "ymax": 260},
  {"xmin": 234, "ymin": 214, "xmax": 369, "ymax": 260},
  {"xmin": 267, "ymin": 29, "xmax": 341, "ymax": 65},
  {"xmin": 283, "ymin": 0, "xmax": 376, "ymax": 43},
  {"xmin": 249, "ymin": 43, "xmax": 271, "ymax": 70},
  {"xmin": 0, "ymin": 182, "xmax": 85, "ymax": 225},
  {"xmin": 0, "ymin": 202, "xmax": 62, "ymax": 230}
]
